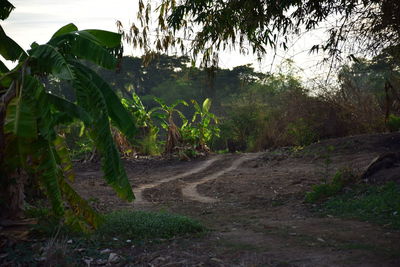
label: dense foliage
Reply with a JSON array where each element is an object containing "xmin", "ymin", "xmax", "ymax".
[
  {"xmin": 0, "ymin": 2, "xmax": 136, "ymax": 228},
  {"xmin": 121, "ymin": 0, "xmax": 400, "ymax": 66},
  {"xmin": 75, "ymin": 54, "xmax": 397, "ymax": 154}
]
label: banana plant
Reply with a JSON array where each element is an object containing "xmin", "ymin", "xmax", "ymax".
[
  {"xmin": 182, "ymin": 98, "xmax": 220, "ymax": 151},
  {"xmin": 121, "ymin": 93, "xmax": 162, "ymax": 155},
  {"xmin": 0, "ymin": 1, "xmax": 137, "ymax": 229},
  {"xmin": 153, "ymin": 97, "xmax": 188, "ymax": 153}
]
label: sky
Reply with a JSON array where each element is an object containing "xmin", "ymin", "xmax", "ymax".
[{"xmin": 3, "ymin": 0, "xmax": 332, "ymax": 82}]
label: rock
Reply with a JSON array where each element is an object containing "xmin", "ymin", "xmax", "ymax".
[
  {"xmin": 362, "ymin": 152, "xmax": 400, "ymax": 184},
  {"xmin": 210, "ymin": 257, "xmax": 223, "ymax": 263},
  {"xmin": 96, "ymin": 259, "xmax": 108, "ymax": 265},
  {"xmin": 100, "ymin": 248, "xmax": 111, "ymax": 254},
  {"xmin": 108, "ymin": 253, "xmax": 120, "ymax": 263},
  {"xmin": 83, "ymin": 257, "xmax": 93, "ymax": 265}
]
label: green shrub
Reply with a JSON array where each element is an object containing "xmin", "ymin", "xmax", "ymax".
[
  {"xmin": 305, "ymin": 169, "xmax": 357, "ymax": 203},
  {"xmin": 287, "ymin": 118, "xmax": 318, "ymax": 146},
  {"xmin": 387, "ymin": 114, "xmax": 400, "ymax": 132}
]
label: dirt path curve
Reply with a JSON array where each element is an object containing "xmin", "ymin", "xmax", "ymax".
[
  {"xmin": 132, "ymin": 155, "xmax": 223, "ymax": 205},
  {"xmin": 182, "ymin": 152, "xmax": 262, "ymax": 203}
]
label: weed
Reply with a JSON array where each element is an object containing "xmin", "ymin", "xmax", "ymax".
[
  {"xmin": 387, "ymin": 114, "xmax": 400, "ymax": 132},
  {"xmin": 305, "ymin": 168, "xmax": 357, "ymax": 203},
  {"xmin": 95, "ymin": 210, "xmax": 206, "ymax": 241},
  {"xmin": 2, "ymin": 242, "xmax": 38, "ymax": 266},
  {"xmin": 322, "ymin": 145, "xmax": 335, "ymax": 182}
]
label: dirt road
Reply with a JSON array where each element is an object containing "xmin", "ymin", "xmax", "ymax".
[{"xmin": 74, "ymin": 133, "xmax": 400, "ymax": 266}]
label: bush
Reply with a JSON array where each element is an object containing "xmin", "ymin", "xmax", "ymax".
[
  {"xmin": 305, "ymin": 169, "xmax": 358, "ymax": 203},
  {"xmin": 387, "ymin": 114, "xmax": 400, "ymax": 132}
]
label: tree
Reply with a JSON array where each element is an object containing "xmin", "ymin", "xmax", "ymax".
[
  {"xmin": 121, "ymin": 0, "xmax": 399, "ymax": 67},
  {"xmin": 0, "ymin": 1, "xmax": 136, "ymax": 229}
]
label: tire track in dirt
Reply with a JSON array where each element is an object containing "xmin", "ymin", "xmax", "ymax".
[
  {"xmin": 182, "ymin": 153, "xmax": 262, "ymax": 203},
  {"xmin": 133, "ymin": 155, "xmax": 222, "ymax": 205}
]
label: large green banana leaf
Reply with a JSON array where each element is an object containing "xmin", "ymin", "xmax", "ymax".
[
  {"xmin": 83, "ymin": 29, "xmax": 121, "ymax": 48},
  {"xmin": 0, "ymin": 0, "xmax": 14, "ymax": 20},
  {"xmin": 46, "ymin": 93, "xmax": 92, "ymax": 125},
  {"xmin": 51, "ymin": 23, "xmax": 78, "ymax": 39},
  {"xmin": 34, "ymin": 139, "xmax": 65, "ymax": 217},
  {"xmin": 0, "ymin": 26, "xmax": 27, "ymax": 61},
  {"xmin": 29, "ymin": 44, "xmax": 74, "ymax": 80},
  {"xmin": 48, "ymin": 28, "xmax": 121, "ymax": 69},
  {"xmin": 0, "ymin": 59, "xmax": 9, "ymax": 73},
  {"xmin": 71, "ymin": 61, "xmax": 137, "ymax": 138},
  {"xmin": 58, "ymin": 177, "xmax": 102, "ymax": 229},
  {"xmin": 4, "ymin": 96, "xmax": 37, "ymax": 139},
  {"xmin": 71, "ymin": 62, "xmax": 134, "ymax": 201}
]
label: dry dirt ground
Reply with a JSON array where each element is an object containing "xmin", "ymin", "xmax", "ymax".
[{"xmin": 73, "ymin": 133, "xmax": 400, "ymax": 266}]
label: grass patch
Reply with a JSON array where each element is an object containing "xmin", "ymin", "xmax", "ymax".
[
  {"xmin": 317, "ymin": 182, "xmax": 400, "ymax": 229},
  {"xmin": 4, "ymin": 210, "xmax": 205, "ymax": 266},
  {"xmin": 95, "ymin": 210, "xmax": 206, "ymax": 241}
]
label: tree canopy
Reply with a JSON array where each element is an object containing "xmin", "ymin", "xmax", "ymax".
[{"xmin": 121, "ymin": 0, "xmax": 400, "ymax": 66}]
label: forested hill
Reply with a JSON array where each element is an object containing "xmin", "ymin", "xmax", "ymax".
[{"xmin": 91, "ymin": 55, "xmax": 270, "ymax": 111}]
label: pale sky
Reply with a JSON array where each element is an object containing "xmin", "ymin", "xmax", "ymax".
[{"xmin": 3, "ymin": 0, "xmax": 333, "ymax": 82}]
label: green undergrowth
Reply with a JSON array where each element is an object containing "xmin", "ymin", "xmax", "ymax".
[
  {"xmin": 4, "ymin": 209, "xmax": 205, "ymax": 266},
  {"xmin": 307, "ymin": 176, "xmax": 400, "ymax": 229},
  {"xmin": 319, "ymin": 182, "xmax": 400, "ymax": 229},
  {"xmin": 95, "ymin": 210, "xmax": 206, "ymax": 241},
  {"xmin": 305, "ymin": 169, "xmax": 357, "ymax": 203},
  {"xmin": 27, "ymin": 208, "xmax": 206, "ymax": 241}
]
